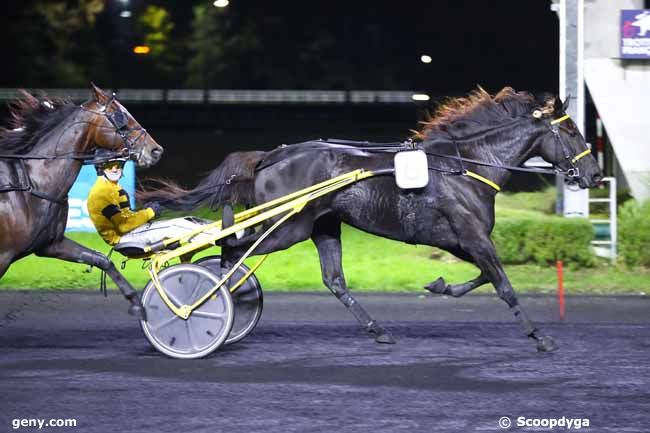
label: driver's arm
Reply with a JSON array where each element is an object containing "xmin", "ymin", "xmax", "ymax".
[
  {"xmin": 91, "ymin": 181, "xmax": 154, "ymax": 234},
  {"xmin": 105, "ymin": 204, "xmax": 154, "ymax": 234}
]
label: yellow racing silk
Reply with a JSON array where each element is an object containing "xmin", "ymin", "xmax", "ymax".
[{"xmin": 87, "ymin": 176, "xmax": 154, "ymax": 245}]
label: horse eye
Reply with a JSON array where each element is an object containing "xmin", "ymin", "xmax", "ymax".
[{"xmin": 567, "ymin": 125, "xmax": 578, "ymax": 137}]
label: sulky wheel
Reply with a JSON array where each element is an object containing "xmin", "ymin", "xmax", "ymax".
[
  {"xmin": 195, "ymin": 255, "xmax": 263, "ymax": 345},
  {"xmin": 140, "ymin": 263, "xmax": 234, "ymax": 359}
]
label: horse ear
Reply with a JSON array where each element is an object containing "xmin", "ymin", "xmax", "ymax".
[
  {"xmin": 90, "ymin": 82, "xmax": 110, "ymax": 105},
  {"xmin": 561, "ymin": 96, "xmax": 570, "ymax": 112},
  {"xmin": 553, "ymin": 95, "xmax": 570, "ymax": 113}
]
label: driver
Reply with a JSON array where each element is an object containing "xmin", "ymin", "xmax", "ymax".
[
  {"xmin": 87, "ymin": 149, "xmax": 162, "ymax": 246},
  {"xmin": 87, "ymin": 149, "xmax": 219, "ymax": 255}
]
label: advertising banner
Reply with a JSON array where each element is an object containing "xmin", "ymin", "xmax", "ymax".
[
  {"xmin": 621, "ymin": 9, "xmax": 650, "ymax": 59},
  {"xmin": 65, "ymin": 161, "xmax": 136, "ymax": 231}
]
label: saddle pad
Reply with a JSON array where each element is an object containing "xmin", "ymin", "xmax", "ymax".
[{"xmin": 394, "ymin": 150, "xmax": 429, "ymax": 189}]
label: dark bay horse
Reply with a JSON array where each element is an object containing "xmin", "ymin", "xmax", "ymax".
[
  {"xmin": 143, "ymin": 87, "xmax": 602, "ymax": 351},
  {"xmin": 0, "ymin": 84, "xmax": 163, "ymax": 316}
]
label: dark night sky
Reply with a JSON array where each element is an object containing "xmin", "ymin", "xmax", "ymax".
[{"xmin": 1, "ymin": 0, "xmax": 560, "ymax": 94}]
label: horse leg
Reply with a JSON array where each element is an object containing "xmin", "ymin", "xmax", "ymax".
[
  {"xmin": 461, "ymin": 235, "xmax": 557, "ymax": 352},
  {"xmin": 425, "ymin": 273, "xmax": 489, "ymax": 297},
  {"xmin": 311, "ymin": 215, "xmax": 395, "ymax": 344},
  {"xmin": 35, "ymin": 237, "xmax": 145, "ymax": 319},
  {"xmin": 424, "ymin": 247, "xmax": 488, "ymax": 297},
  {"xmin": 0, "ymin": 256, "xmax": 11, "ymax": 280}
]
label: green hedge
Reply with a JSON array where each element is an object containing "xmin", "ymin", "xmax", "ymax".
[
  {"xmin": 619, "ymin": 200, "xmax": 650, "ymax": 267},
  {"xmin": 493, "ymin": 216, "xmax": 596, "ymax": 266}
]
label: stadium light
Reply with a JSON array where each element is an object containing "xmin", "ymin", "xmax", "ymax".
[
  {"xmin": 213, "ymin": 0, "xmax": 229, "ymax": 7},
  {"xmin": 420, "ymin": 55, "xmax": 432, "ymax": 64},
  {"xmin": 133, "ymin": 45, "xmax": 151, "ymax": 55},
  {"xmin": 412, "ymin": 94, "xmax": 430, "ymax": 101},
  {"xmin": 120, "ymin": 10, "xmax": 131, "ymax": 18}
]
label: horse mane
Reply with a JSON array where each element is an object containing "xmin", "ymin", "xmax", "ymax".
[
  {"xmin": 413, "ymin": 86, "xmax": 541, "ymax": 141},
  {"xmin": 0, "ymin": 90, "xmax": 77, "ymax": 155}
]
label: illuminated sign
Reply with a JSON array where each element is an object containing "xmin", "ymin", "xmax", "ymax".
[{"xmin": 621, "ymin": 9, "xmax": 650, "ymax": 59}]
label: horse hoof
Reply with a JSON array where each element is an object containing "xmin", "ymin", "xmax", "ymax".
[
  {"xmin": 424, "ymin": 277, "xmax": 447, "ymax": 294},
  {"xmin": 375, "ymin": 332, "xmax": 396, "ymax": 344},
  {"xmin": 536, "ymin": 335, "xmax": 558, "ymax": 352},
  {"xmin": 128, "ymin": 304, "xmax": 147, "ymax": 321}
]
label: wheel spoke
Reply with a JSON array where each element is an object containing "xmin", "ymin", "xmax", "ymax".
[
  {"xmin": 193, "ymin": 310, "xmax": 227, "ymax": 321},
  {"xmin": 164, "ymin": 288, "xmax": 184, "ymax": 306},
  {"xmin": 185, "ymin": 321, "xmax": 199, "ymax": 351},
  {"xmin": 151, "ymin": 315, "xmax": 180, "ymax": 331},
  {"xmin": 186, "ymin": 275, "xmax": 203, "ymax": 304}
]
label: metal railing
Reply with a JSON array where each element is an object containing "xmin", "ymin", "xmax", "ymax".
[
  {"xmin": 589, "ymin": 177, "xmax": 617, "ymax": 261},
  {"xmin": 0, "ymin": 88, "xmax": 427, "ymax": 105}
]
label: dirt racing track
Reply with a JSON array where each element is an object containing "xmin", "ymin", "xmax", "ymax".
[{"xmin": 0, "ymin": 291, "xmax": 649, "ymax": 433}]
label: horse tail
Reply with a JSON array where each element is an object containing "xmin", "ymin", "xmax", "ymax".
[{"xmin": 137, "ymin": 151, "xmax": 266, "ymax": 211}]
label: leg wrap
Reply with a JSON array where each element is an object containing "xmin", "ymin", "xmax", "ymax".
[
  {"xmin": 327, "ymin": 278, "xmax": 385, "ymax": 335},
  {"xmin": 340, "ymin": 293, "xmax": 380, "ymax": 332},
  {"xmin": 511, "ymin": 304, "xmax": 538, "ymax": 337}
]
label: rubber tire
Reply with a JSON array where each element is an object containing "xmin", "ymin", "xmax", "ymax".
[
  {"xmin": 140, "ymin": 263, "xmax": 234, "ymax": 359},
  {"xmin": 195, "ymin": 255, "xmax": 263, "ymax": 345}
]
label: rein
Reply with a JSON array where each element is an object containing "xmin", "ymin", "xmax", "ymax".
[{"xmin": 315, "ymin": 113, "xmax": 589, "ymax": 192}]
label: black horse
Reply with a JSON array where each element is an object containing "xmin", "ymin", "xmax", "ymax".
[
  {"xmin": 0, "ymin": 84, "xmax": 163, "ymax": 316},
  {"xmin": 142, "ymin": 87, "xmax": 602, "ymax": 351}
]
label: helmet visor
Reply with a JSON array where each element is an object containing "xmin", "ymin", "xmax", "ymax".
[{"xmin": 101, "ymin": 160, "xmax": 125, "ymax": 171}]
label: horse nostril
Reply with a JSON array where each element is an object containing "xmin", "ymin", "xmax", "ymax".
[
  {"xmin": 152, "ymin": 147, "xmax": 163, "ymax": 158},
  {"xmin": 592, "ymin": 173, "xmax": 603, "ymax": 183}
]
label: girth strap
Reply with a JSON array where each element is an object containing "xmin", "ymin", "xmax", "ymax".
[{"xmin": 0, "ymin": 160, "xmax": 67, "ymax": 205}]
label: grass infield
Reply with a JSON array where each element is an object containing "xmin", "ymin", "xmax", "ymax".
[
  {"xmin": 0, "ymin": 225, "xmax": 647, "ymax": 294},
  {"xmin": 1, "ymin": 188, "xmax": 647, "ymax": 293}
]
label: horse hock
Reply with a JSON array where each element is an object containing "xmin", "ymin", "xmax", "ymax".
[{"xmin": 78, "ymin": 251, "xmax": 146, "ymax": 320}]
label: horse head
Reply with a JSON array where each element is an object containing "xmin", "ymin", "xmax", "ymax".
[
  {"xmin": 533, "ymin": 96, "xmax": 602, "ymax": 189},
  {"xmin": 83, "ymin": 83, "xmax": 163, "ymax": 168}
]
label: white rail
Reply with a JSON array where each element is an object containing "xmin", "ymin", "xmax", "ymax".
[
  {"xmin": 589, "ymin": 177, "xmax": 617, "ymax": 261},
  {"xmin": 0, "ymin": 88, "xmax": 428, "ymax": 105}
]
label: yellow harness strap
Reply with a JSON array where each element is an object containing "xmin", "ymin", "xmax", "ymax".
[
  {"xmin": 550, "ymin": 114, "xmax": 570, "ymax": 125},
  {"xmin": 463, "ymin": 170, "xmax": 501, "ymax": 192},
  {"xmin": 548, "ymin": 114, "xmax": 592, "ymax": 163},
  {"xmin": 571, "ymin": 148, "xmax": 591, "ymax": 164}
]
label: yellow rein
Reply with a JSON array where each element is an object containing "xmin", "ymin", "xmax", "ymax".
[{"xmin": 463, "ymin": 170, "xmax": 501, "ymax": 192}]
